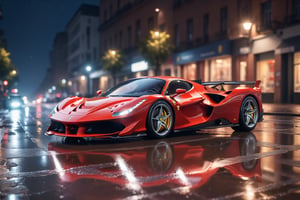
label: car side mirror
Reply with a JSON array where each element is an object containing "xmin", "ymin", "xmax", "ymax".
[
  {"xmin": 171, "ymin": 88, "xmax": 186, "ymax": 98},
  {"xmin": 175, "ymin": 88, "xmax": 186, "ymax": 94},
  {"xmin": 96, "ymin": 90, "xmax": 102, "ymax": 95}
]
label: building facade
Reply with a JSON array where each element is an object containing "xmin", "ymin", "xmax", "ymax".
[
  {"xmin": 97, "ymin": 0, "xmax": 300, "ymax": 103},
  {"xmin": 66, "ymin": 4, "xmax": 99, "ymax": 96}
]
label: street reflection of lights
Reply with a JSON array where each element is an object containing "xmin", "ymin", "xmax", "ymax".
[
  {"xmin": 40, "ymin": 155, "xmax": 48, "ymax": 166},
  {"xmin": 176, "ymin": 168, "xmax": 190, "ymax": 187},
  {"xmin": 244, "ymin": 184, "xmax": 255, "ymax": 200},
  {"xmin": 25, "ymin": 107, "xmax": 30, "ymax": 117},
  {"xmin": 116, "ymin": 155, "xmax": 141, "ymax": 191},
  {"xmin": 8, "ymin": 194, "xmax": 17, "ymax": 200},
  {"xmin": 10, "ymin": 110, "xmax": 21, "ymax": 124},
  {"xmin": 50, "ymin": 152, "xmax": 65, "ymax": 176},
  {"xmin": 37, "ymin": 120, "xmax": 42, "ymax": 134},
  {"xmin": 36, "ymin": 104, "xmax": 42, "ymax": 119}
]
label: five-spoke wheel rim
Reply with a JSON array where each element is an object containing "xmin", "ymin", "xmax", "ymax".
[
  {"xmin": 242, "ymin": 99, "xmax": 258, "ymax": 129},
  {"xmin": 150, "ymin": 104, "xmax": 173, "ymax": 136}
]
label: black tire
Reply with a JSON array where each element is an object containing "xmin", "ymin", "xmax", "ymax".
[
  {"xmin": 232, "ymin": 96, "xmax": 259, "ymax": 132},
  {"xmin": 146, "ymin": 100, "xmax": 174, "ymax": 138}
]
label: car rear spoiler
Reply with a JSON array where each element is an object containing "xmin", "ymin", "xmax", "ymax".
[{"xmin": 193, "ymin": 80, "xmax": 261, "ymax": 89}]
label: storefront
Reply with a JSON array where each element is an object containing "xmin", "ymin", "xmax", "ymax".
[
  {"xmin": 274, "ymin": 34, "xmax": 300, "ymax": 103},
  {"xmin": 174, "ymin": 40, "xmax": 232, "ymax": 81},
  {"xmin": 251, "ymin": 35, "xmax": 281, "ymax": 103}
]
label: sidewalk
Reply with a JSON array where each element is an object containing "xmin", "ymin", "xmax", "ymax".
[{"xmin": 263, "ymin": 103, "xmax": 300, "ymax": 117}]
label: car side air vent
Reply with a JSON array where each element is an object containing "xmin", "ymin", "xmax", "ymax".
[{"xmin": 204, "ymin": 93, "xmax": 225, "ymax": 104}]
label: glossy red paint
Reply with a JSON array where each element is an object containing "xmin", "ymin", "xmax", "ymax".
[{"xmin": 47, "ymin": 76, "xmax": 263, "ymax": 138}]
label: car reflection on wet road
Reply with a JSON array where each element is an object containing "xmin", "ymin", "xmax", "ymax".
[{"xmin": 1, "ymin": 104, "xmax": 300, "ymax": 199}]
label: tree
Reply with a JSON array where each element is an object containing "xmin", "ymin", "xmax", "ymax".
[
  {"xmin": 101, "ymin": 49, "xmax": 124, "ymax": 86},
  {"xmin": 140, "ymin": 30, "xmax": 173, "ymax": 76},
  {"xmin": 0, "ymin": 48, "xmax": 17, "ymax": 85}
]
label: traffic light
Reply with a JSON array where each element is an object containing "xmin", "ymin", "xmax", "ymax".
[{"xmin": 3, "ymin": 80, "xmax": 8, "ymax": 86}]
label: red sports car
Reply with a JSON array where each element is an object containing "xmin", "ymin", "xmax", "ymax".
[{"xmin": 46, "ymin": 76, "xmax": 263, "ymax": 138}]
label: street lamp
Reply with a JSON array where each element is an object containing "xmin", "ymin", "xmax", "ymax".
[
  {"xmin": 243, "ymin": 21, "xmax": 253, "ymax": 31},
  {"xmin": 86, "ymin": 65, "xmax": 92, "ymax": 72},
  {"xmin": 85, "ymin": 65, "xmax": 93, "ymax": 96},
  {"xmin": 11, "ymin": 70, "xmax": 17, "ymax": 76},
  {"xmin": 110, "ymin": 50, "xmax": 116, "ymax": 56},
  {"xmin": 61, "ymin": 79, "xmax": 67, "ymax": 85}
]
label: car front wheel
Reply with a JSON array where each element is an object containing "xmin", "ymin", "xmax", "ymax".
[{"xmin": 147, "ymin": 100, "xmax": 174, "ymax": 138}]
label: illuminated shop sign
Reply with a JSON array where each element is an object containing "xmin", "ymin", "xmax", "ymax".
[
  {"xmin": 131, "ymin": 60, "xmax": 148, "ymax": 72},
  {"xmin": 174, "ymin": 40, "xmax": 231, "ymax": 65}
]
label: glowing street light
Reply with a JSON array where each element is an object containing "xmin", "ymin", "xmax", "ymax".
[
  {"xmin": 243, "ymin": 21, "xmax": 253, "ymax": 31},
  {"xmin": 110, "ymin": 50, "xmax": 116, "ymax": 56},
  {"xmin": 11, "ymin": 70, "xmax": 17, "ymax": 76},
  {"xmin": 85, "ymin": 65, "xmax": 92, "ymax": 72},
  {"xmin": 61, "ymin": 79, "xmax": 67, "ymax": 85}
]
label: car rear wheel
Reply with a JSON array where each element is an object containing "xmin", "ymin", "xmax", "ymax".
[
  {"xmin": 232, "ymin": 96, "xmax": 259, "ymax": 132},
  {"xmin": 147, "ymin": 100, "xmax": 174, "ymax": 138}
]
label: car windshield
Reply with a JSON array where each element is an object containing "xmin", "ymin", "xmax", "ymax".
[
  {"xmin": 102, "ymin": 78, "xmax": 166, "ymax": 97},
  {"xmin": 9, "ymin": 95, "xmax": 22, "ymax": 101}
]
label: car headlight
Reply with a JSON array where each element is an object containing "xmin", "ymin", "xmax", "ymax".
[
  {"xmin": 112, "ymin": 99, "xmax": 146, "ymax": 117},
  {"xmin": 50, "ymin": 104, "xmax": 59, "ymax": 116},
  {"xmin": 10, "ymin": 101, "xmax": 21, "ymax": 108}
]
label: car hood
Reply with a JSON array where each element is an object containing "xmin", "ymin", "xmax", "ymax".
[{"xmin": 54, "ymin": 96, "xmax": 143, "ymax": 119}]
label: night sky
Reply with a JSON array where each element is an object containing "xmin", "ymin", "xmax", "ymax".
[{"xmin": 1, "ymin": 0, "xmax": 99, "ymax": 98}]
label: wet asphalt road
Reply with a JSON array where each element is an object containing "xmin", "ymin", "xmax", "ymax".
[{"xmin": 1, "ymin": 104, "xmax": 300, "ymax": 200}]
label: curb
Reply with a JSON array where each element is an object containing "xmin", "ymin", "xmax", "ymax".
[{"xmin": 264, "ymin": 112, "xmax": 300, "ymax": 117}]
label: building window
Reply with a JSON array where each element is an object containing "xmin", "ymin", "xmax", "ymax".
[
  {"xmin": 205, "ymin": 57, "xmax": 232, "ymax": 81},
  {"xmin": 294, "ymin": 52, "xmax": 300, "ymax": 92},
  {"xmin": 104, "ymin": 10, "xmax": 107, "ymax": 21},
  {"xmin": 203, "ymin": 14, "xmax": 209, "ymax": 43},
  {"xmin": 256, "ymin": 59, "xmax": 275, "ymax": 93},
  {"xmin": 174, "ymin": 24, "xmax": 180, "ymax": 48},
  {"xmin": 119, "ymin": 31, "xmax": 123, "ymax": 48},
  {"xmin": 182, "ymin": 63, "xmax": 196, "ymax": 80},
  {"xmin": 86, "ymin": 27, "xmax": 90, "ymax": 50},
  {"xmin": 261, "ymin": 0, "xmax": 272, "ymax": 30},
  {"xmin": 293, "ymin": 0, "xmax": 300, "ymax": 21},
  {"xmin": 240, "ymin": 61, "xmax": 247, "ymax": 81},
  {"xmin": 117, "ymin": 0, "xmax": 121, "ymax": 10},
  {"xmin": 135, "ymin": 19, "xmax": 141, "ymax": 45},
  {"xmin": 109, "ymin": 4, "xmax": 113, "ymax": 18},
  {"xmin": 148, "ymin": 17, "xmax": 154, "ymax": 31},
  {"xmin": 128, "ymin": 26, "xmax": 132, "ymax": 48},
  {"xmin": 220, "ymin": 7, "xmax": 228, "ymax": 35},
  {"xmin": 187, "ymin": 18, "xmax": 193, "ymax": 43}
]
